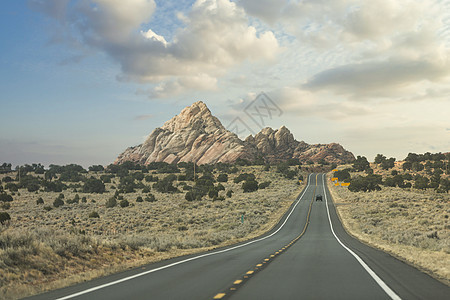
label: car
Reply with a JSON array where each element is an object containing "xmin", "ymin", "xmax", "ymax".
[{"xmin": 315, "ymin": 195, "xmax": 323, "ymax": 201}]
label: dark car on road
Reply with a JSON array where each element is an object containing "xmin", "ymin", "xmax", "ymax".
[{"xmin": 316, "ymin": 195, "xmax": 323, "ymax": 201}]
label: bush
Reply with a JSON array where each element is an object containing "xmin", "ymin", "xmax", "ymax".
[
  {"xmin": 142, "ymin": 186, "xmax": 151, "ymax": 193},
  {"xmin": 2, "ymin": 176, "xmax": 13, "ymax": 183},
  {"xmin": 0, "ymin": 212, "xmax": 11, "ymax": 224},
  {"xmin": 36, "ymin": 197, "xmax": 44, "ymax": 205},
  {"xmin": 83, "ymin": 177, "xmax": 105, "ymax": 193},
  {"xmin": 136, "ymin": 196, "xmax": 143, "ymax": 202},
  {"xmin": 226, "ymin": 190, "xmax": 233, "ymax": 198},
  {"xmin": 352, "ymin": 156, "xmax": 370, "ymax": 172},
  {"xmin": 145, "ymin": 194, "xmax": 156, "ymax": 202},
  {"xmin": 0, "ymin": 193, "xmax": 13, "ymax": 202},
  {"xmin": 208, "ymin": 188, "xmax": 218, "ymax": 199},
  {"xmin": 153, "ymin": 175, "xmax": 178, "ymax": 193},
  {"xmin": 44, "ymin": 205, "xmax": 52, "ymax": 211},
  {"xmin": 348, "ymin": 175, "xmax": 382, "ymax": 192},
  {"xmin": 217, "ymin": 174, "xmax": 228, "ymax": 182},
  {"xmin": 242, "ymin": 180, "xmax": 259, "ymax": 193},
  {"xmin": 216, "ymin": 183, "xmax": 225, "ymax": 191},
  {"xmin": 334, "ymin": 169, "xmax": 351, "ymax": 182},
  {"xmin": 89, "ymin": 211, "xmax": 100, "ymax": 218},
  {"xmin": 106, "ymin": 197, "xmax": 117, "ymax": 208},
  {"xmin": 53, "ymin": 197, "xmax": 64, "ymax": 208},
  {"xmin": 234, "ymin": 173, "xmax": 255, "ymax": 183},
  {"xmin": 119, "ymin": 199, "xmax": 129, "ymax": 207}
]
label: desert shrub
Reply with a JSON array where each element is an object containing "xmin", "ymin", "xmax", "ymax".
[
  {"xmin": 242, "ymin": 180, "xmax": 259, "ymax": 193},
  {"xmin": 36, "ymin": 197, "xmax": 44, "ymax": 205},
  {"xmin": 352, "ymin": 156, "xmax": 370, "ymax": 172},
  {"xmin": 178, "ymin": 174, "xmax": 187, "ymax": 181},
  {"xmin": 81, "ymin": 196, "xmax": 87, "ymax": 203},
  {"xmin": 381, "ymin": 157, "xmax": 396, "ymax": 170},
  {"xmin": 0, "ymin": 212, "xmax": 11, "ymax": 224},
  {"xmin": 106, "ymin": 197, "xmax": 117, "ymax": 208},
  {"xmin": 145, "ymin": 194, "xmax": 156, "ymax": 202},
  {"xmin": 5, "ymin": 183, "xmax": 18, "ymax": 192},
  {"xmin": 226, "ymin": 190, "xmax": 233, "ymax": 198},
  {"xmin": 208, "ymin": 188, "xmax": 218, "ymax": 199},
  {"xmin": 59, "ymin": 170, "xmax": 84, "ymax": 182},
  {"xmin": 118, "ymin": 175, "xmax": 137, "ymax": 193},
  {"xmin": 53, "ymin": 197, "xmax": 64, "ymax": 208},
  {"xmin": 153, "ymin": 175, "xmax": 179, "ymax": 193},
  {"xmin": 334, "ymin": 169, "xmax": 351, "ymax": 182},
  {"xmin": 258, "ymin": 181, "xmax": 271, "ymax": 189},
  {"xmin": 89, "ymin": 211, "xmax": 100, "ymax": 218},
  {"xmin": 217, "ymin": 174, "xmax": 228, "ymax": 182},
  {"xmin": 234, "ymin": 173, "xmax": 255, "ymax": 183},
  {"xmin": 142, "ymin": 186, "xmax": 151, "ymax": 193},
  {"xmin": 216, "ymin": 183, "xmax": 225, "ymax": 191},
  {"xmin": 100, "ymin": 174, "xmax": 112, "ymax": 183},
  {"xmin": 132, "ymin": 172, "xmax": 145, "ymax": 181},
  {"xmin": 119, "ymin": 199, "xmax": 129, "ymax": 207},
  {"xmin": 44, "ymin": 206, "xmax": 52, "ymax": 211},
  {"xmin": 0, "ymin": 193, "xmax": 13, "ymax": 202},
  {"xmin": 414, "ymin": 176, "xmax": 429, "ymax": 190},
  {"xmin": 42, "ymin": 180, "xmax": 66, "ymax": 192},
  {"xmin": 2, "ymin": 176, "xmax": 13, "ymax": 183},
  {"xmin": 136, "ymin": 196, "xmax": 143, "ymax": 202},
  {"xmin": 89, "ymin": 165, "xmax": 104, "ymax": 172},
  {"xmin": 145, "ymin": 175, "xmax": 159, "ymax": 182},
  {"xmin": 83, "ymin": 177, "xmax": 105, "ymax": 193},
  {"xmin": 348, "ymin": 175, "xmax": 382, "ymax": 192}
]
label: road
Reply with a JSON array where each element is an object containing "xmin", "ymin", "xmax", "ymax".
[{"xmin": 27, "ymin": 174, "xmax": 450, "ymax": 300}]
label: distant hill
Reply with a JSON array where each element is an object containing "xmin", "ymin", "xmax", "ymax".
[{"xmin": 115, "ymin": 101, "xmax": 355, "ymax": 165}]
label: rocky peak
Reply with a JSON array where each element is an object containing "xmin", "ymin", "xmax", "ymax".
[
  {"xmin": 161, "ymin": 101, "xmax": 225, "ymax": 134},
  {"xmin": 115, "ymin": 101, "xmax": 355, "ymax": 166}
]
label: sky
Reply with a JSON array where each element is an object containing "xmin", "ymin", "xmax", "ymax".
[{"xmin": 1, "ymin": 0, "xmax": 449, "ymax": 168}]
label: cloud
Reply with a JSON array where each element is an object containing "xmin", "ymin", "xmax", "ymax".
[
  {"xmin": 134, "ymin": 114, "xmax": 154, "ymax": 121},
  {"xmin": 31, "ymin": 0, "xmax": 279, "ymax": 98},
  {"xmin": 303, "ymin": 57, "xmax": 450, "ymax": 98}
]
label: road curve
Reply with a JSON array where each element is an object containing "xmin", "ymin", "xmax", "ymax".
[{"xmin": 26, "ymin": 174, "xmax": 449, "ymax": 300}]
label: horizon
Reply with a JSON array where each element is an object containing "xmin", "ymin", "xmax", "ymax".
[{"xmin": 1, "ymin": 1, "xmax": 449, "ymax": 167}]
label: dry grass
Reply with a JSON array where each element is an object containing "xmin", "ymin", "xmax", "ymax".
[
  {"xmin": 0, "ymin": 166, "xmax": 304, "ymax": 299},
  {"xmin": 328, "ymin": 173, "xmax": 450, "ymax": 285}
]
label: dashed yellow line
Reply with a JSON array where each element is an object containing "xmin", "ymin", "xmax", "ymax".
[
  {"xmin": 212, "ymin": 174, "xmax": 319, "ymax": 299},
  {"xmin": 213, "ymin": 293, "xmax": 226, "ymax": 299}
]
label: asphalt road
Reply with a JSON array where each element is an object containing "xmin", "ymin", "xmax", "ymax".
[{"xmin": 27, "ymin": 174, "xmax": 450, "ymax": 300}]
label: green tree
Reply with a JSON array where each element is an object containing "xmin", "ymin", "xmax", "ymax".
[
  {"xmin": 348, "ymin": 175, "xmax": 382, "ymax": 192},
  {"xmin": 352, "ymin": 156, "xmax": 370, "ymax": 172},
  {"xmin": 242, "ymin": 180, "xmax": 259, "ymax": 193},
  {"xmin": 217, "ymin": 173, "xmax": 228, "ymax": 182},
  {"xmin": 83, "ymin": 177, "xmax": 105, "ymax": 193},
  {"xmin": 374, "ymin": 154, "xmax": 386, "ymax": 164}
]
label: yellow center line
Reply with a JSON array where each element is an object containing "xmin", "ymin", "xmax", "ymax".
[
  {"xmin": 233, "ymin": 280, "xmax": 243, "ymax": 284},
  {"xmin": 213, "ymin": 293, "xmax": 226, "ymax": 299}
]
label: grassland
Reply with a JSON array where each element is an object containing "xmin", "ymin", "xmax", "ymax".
[
  {"xmin": 328, "ymin": 171, "xmax": 450, "ymax": 285},
  {"xmin": 0, "ymin": 165, "xmax": 304, "ymax": 299}
]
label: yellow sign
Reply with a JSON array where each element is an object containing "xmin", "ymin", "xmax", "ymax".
[
  {"xmin": 341, "ymin": 182, "xmax": 350, "ymax": 187},
  {"xmin": 332, "ymin": 169, "xmax": 339, "ymax": 172},
  {"xmin": 331, "ymin": 177, "xmax": 338, "ymax": 182},
  {"xmin": 334, "ymin": 183, "xmax": 340, "ymax": 186}
]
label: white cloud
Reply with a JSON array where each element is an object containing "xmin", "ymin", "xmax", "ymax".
[{"xmin": 31, "ymin": 0, "xmax": 279, "ymax": 98}]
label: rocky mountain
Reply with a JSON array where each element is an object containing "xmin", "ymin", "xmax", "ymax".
[{"xmin": 115, "ymin": 101, "xmax": 355, "ymax": 165}]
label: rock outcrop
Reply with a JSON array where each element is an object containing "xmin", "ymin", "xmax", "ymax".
[
  {"xmin": 115, "ymin": 101, "xmax": 355, "ymax": 165},
  {"xmin": 115, "ymin": 101, "xmax": 255, "ymax": 165}
]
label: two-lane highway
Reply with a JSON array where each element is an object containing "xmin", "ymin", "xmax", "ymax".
[{"xmin": 28, "ymin": 174, "xmax": 450, "ymax": 300}]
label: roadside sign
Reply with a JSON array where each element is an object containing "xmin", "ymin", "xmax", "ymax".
[
  {"xmin": 341, "ymin": 182, "xmax": 350, "ymax": 187},
  {"xmin": 332, "ymin": 169, "xmax": 339, "ymax": 172},
  {"xmin": 331, "ymin": 177, "xmax": 338, "ymax": 182}
]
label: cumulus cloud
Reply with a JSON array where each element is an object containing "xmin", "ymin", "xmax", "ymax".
[{"xmin": 30, "ymin": 0, "xmax": 279, "ymax": 98}]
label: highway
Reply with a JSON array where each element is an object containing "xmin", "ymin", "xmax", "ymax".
[{"xmin": 27, "ymin": 174, "xmax": 450, "ymax": 300}]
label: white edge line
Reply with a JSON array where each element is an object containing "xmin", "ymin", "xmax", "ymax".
[
  {"xmin": 321, "ymin": 174, "xmax": 402, "ymax": 300},
  {"xmin": 55, "ymin": 174, "xmax": 314, "ymax": 300}
]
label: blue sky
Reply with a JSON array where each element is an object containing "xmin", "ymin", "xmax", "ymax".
[{"xmin": 1, "ymin": 0, "xmax": 449, "ymax": 167}]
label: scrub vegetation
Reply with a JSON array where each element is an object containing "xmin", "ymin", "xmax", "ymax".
[
  {"xmin": 0, "ymin": 161, "xmax": 306, "ymax": 299},
  {"xmin": 329, "ymin": 152, "xmax": 450, "ymax": 285}
]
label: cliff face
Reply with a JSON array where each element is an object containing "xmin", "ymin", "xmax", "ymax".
[{"xmin": 115, "ymin": 101, "xmax": 355, "ymax": 165}]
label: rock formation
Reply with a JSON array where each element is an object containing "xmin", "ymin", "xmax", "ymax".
[{"xmin": 115, "ymin": 101, "xmax": 355, "ymax": 165}]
